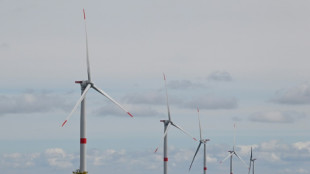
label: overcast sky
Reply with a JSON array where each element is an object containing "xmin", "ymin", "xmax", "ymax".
[{"xmin": 0, "ymin": 0, "xmax": 310, "ymax": 174}]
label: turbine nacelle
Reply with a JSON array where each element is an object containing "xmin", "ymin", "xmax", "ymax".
[
  {"xmin": 75, "ymin": 80, "xmax": 93, "ymax": 88},
  {"xmin": 201, "ymin": 139, "xmax": 210, "ymax": 144}
]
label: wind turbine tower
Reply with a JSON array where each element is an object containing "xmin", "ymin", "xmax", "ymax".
[
  {"xmin": 61, "ymin": 9, "xmax": 133, "ymax": 174},
  {"xmin": 221, "ymin": 124, "xmax": 248, "ymax": 174},
  {"xmin": 155, "ymin": 73, "xmax": 197, "ymax": 174},
  {"xmin": 248, "ymin": 147, "xmax": 257, "ymax": 174},
  {"xmin": 189, "ymin": 107, "xmax": 210, "ymax": 174}
]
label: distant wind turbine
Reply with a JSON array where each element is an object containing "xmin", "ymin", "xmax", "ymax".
[
  {"xmin": 248, "ymin": 147, "xmax": 257, "ymax": 174},
  {"xmin": 189, "ymin": 107, "xmax": 210, "ymax": 174},
  {"xmin": 154, "ymin": 73, "xmax": 197, "ymax": 174},
  {"xmin": 61, "ymin": 9, "xmax": 133, "ymax": 174},
  {"xmin": 220, "ymin": 124, "xmax": 248, "ymax": 174}
]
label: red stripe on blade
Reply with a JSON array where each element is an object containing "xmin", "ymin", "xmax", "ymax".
[
  {"xmin": 80, "ymin": 138, "xmax": 87, "ymax": 144},
  {"xmin": 83, "ymin": 9, "xmax": 86, "ymax": 20},
  {"xmin": 164, "ymin": 157, "xmax": 168, "ymax": 161},
  {"xmin": 154, "ymin": 148, "xmax": 158, "ymax": 153},
  {"xmin": 127, "ymin": 112, "xmax": 133, "ymax": 117},
  {"xmin": 62, "ymin": 120, "xmax": 67, "ymax": 127},
  {"xmin": 204, "ymin": 167, "xmax": 207, "ymax": 170}
]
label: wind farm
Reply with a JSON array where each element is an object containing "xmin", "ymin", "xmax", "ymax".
[{"xmin": 1, "ymin": 1, "xmax": 310, "ymax": 174}]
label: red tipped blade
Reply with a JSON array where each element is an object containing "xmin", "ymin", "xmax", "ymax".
[
  {"xmin": 127, "ymin": 112, "xmax": 133, "ymax": 117},
  {"xmin": 62, "ymin": 120, "xmax": 67, "ymax": 127},
  {"xmin": 154, "ymin": 147, "xmax": 159, "ymax": 153},
  {"xmin": 83, "ymin": 8, "xmax": 86, "ymax": 20}
]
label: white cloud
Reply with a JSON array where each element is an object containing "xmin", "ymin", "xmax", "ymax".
[
  {"xmin": 44, "ymin": 148, "xmax": 74, "ymax": 168},
  {"xmin": 1, "ymin": 141, "xmax": 310, "ymax": 174},
  {"xmin": 293, "ymin": 141, "xmax": 310, "ymax": 152},
  {"xmin": 1, "ymin": 152, "xmax": 40, "ymax": 168}
]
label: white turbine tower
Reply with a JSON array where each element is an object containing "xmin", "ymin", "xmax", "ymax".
[
  {"xmin": 248, "ymin": 147, "xmax": 257, "ymax": 174},
  {"xmin": 61, "ymin": 9, "xmax": 133, "ymax": 174},
  {"xmin": 220, "ymin": 124, "xmax": 248, "ymax": 174},
  {"xmin": 154, "ymin": 73, "xmax": 197, "ymax": 174},
  {"xmin": 189, "ymin": 107, "xmax": 210, "ymax": 174}
]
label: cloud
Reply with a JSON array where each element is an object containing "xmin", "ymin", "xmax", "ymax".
[
  {"xmin": 249, "ymin": 111, "xmax": 306, "ymax": 123},
  {"xmin": 0, "ymin": 43, "xmax": 9, "ymax": 49},
  {"xmin": 1, "ymin": 141, "xmax": 310, "ymax": 174},
  {"xmin": 1, "ymin": 152, "xmax": 40, "ymax": 168},
  {"xmin": 207, "ymin": 71, "xmax": 232, "ymax": 82},
  {"xmin": 92, "ymin": 102, "xmax": 164, "ymax": 117},
  {"xmin": 0, "ymin": 90, "xmax": 71, "ymax": 116},
  {"xmin": 182, "ymin": 95, "xmax": 238, "ymax": 110},
  {"xmin": 167, "ymin": 80, "xmax": 206, "ymax": 90},
  {"xmin": 122, "ymin": 92, "xmax": 165, "ymax": 105},
  {"xmin": 272, "ymin": 83, "xmax": 310, "ymax": 105},
  {"xmin": 44, "ymin": 148, "xmax": 74, "ymax": 168},
  {"xmin": 293, "ymin": 141, "xmax": 310, "ymax": 152}
]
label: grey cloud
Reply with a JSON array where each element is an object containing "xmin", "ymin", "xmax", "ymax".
[
  {"xmin": 0, "ymin": 43, "xmax": 9, "ymax": 49},
  {"xmin": 272, "ymin": 83, "xmax": 310, "ymax": 105},
  {"xmin": 122, "ymin": 91, "xmax": 184, "ymax": 107},
  {"xmin": 122, "ymin": 92, "xmax": 165, "ymax": 105},
  {"xmin": 93, "ymin": 103, "xmax": 164, "ymax": 117},
  {"xmin": 249, "ymin": 111, "xmax": 306, "ymax": 123},
  {"xmin": 232, "ymin": 116, "xmax": 243, "ymax": 122},
  {"xmin": 182, "ymin": 95, "xmax": 238, "ymax": 110},
  {"xmin": 0, "ymin": 90, "xmax": 71, "ymax": 116},
  {"xmin": 167, "ymin": 80, "xmax": 206, "ymax": 90},
  {"xmin": 207, "ymin": 71, "xmax": 232, "ymax": 82}
]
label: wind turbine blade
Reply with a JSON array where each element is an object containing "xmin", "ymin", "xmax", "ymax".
[
  {"xmin": 154, "ymin": 122, "xmax": 171, "ymax": 153},
  {"xmin": 92, "ymin": 84, "xmax": 133, "ymax": 117},
  {"xmin": 235, "ymin": 152, "xmax": 249, "ymax": 168},
  {"xmin": 61, "ymin": 83, "xmax": 91, "ymax": 127},
  {"xmin": 250, "ymin": 147, "xmax": 253, "ymax": 160},
  {"xmin": 248, "ymin": 159, "xmax": 252, "ymax": 174},
  {"xmin": 189, "ymin": 142, "xmax": 202, "ymax": 171},
  {"xmin": 248, "ymin": 147, "xmax": 252, "ymax": 174},
  {"xmin": 197, "ymin": 107, "xmax": 202, "ymax": 140},
  {"xmin": 83, "ymin": 9, "xmax": 91, "ymax": 81},
  {"xmin": 163, "ymin": 73, "xmax": 171, "ymax": 121},
  {"xmin": 220, "ymin": 153, "xmax": 233, "ymax": 164},
  {"xmin": 171, "ymin": 122, "xmax": 197, "ymax": 141},
  {"xmin": 233, "ymin": 123, "xmax": 236, "ymax": 151}
]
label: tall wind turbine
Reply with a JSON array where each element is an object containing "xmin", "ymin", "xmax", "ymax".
[
  {"xmin": 189, "ymin": 107, "xmax": 210, "ymax": 174},
  {"xmin": 221, "ymin": 124, "xmax": 248, "ymax": 174},
  {"xmin": 61, "ymin": 9, "xmax": 133, "ymax": 174},
  {"xmin": 154, "ymin": 73, "xmax": 197, "ymax": 174},
  {"xmin": 248, "ymin": 147, "xmax": 257, "ymax": 174}
]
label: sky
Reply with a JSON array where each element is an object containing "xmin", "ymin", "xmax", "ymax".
[{"xmin": 0, "ymin": 0, "xmax": 310, "ymax": 174}]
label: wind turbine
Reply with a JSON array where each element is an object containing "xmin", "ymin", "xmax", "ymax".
[
  {"xmin": 220, "ymin": 124, "xmax": 248, "ymax": 174},
  {"xmin": 154, "ymin": 73, "xmax": 197, "ymax": 174},
  {"xmin": 61, "ymin": 9, "xmax": 133, "ymax": 174},
  {"xmin": 248, "ymin": 147, "xmax": 257, "ymax": 174},
  {"xmin": 189, "ymin": 107, "xmax": 210, "ymax": 174}
]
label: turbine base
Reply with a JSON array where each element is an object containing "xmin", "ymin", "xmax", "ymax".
[{"xmin": 73, "ymin": 170, "xmax": 88, "ymax": 174}]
